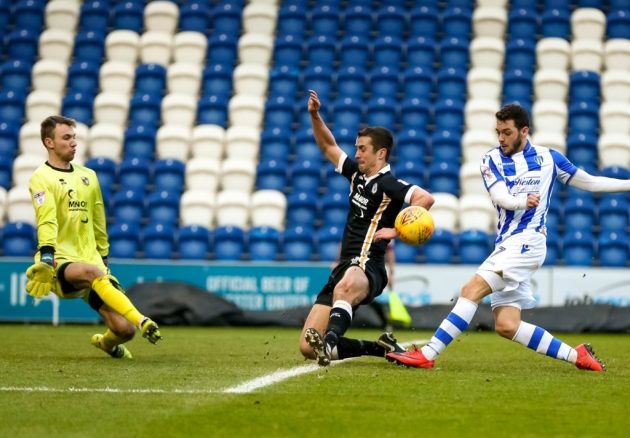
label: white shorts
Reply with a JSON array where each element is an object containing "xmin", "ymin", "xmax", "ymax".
[{"xmin": 476, "ymin": 232, "xmax": 546, "ymax": 310}]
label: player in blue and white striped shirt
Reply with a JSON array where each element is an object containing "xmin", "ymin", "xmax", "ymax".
[{"xmin": 385, "ymin": 104, "xmax": 630, "ymax": 371}]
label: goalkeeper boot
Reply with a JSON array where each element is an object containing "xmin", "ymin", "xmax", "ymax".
[
  {"xmin": 575, "ymin": 343, "xmax": 605, "ymax": 371},
  {"xmin": 386, "ymin": 345, "xmax": 435, "ymax": 368},
  {"xmin": 140, "ymin": 317, "xmax": 163, "ymax": 344},
  {"xmin": 91, "ymin": 334, "xmax": 133, "ymax": 359},
  {"xmin": 376, "ymin": 332, "xmax": 406, "ymax": 355},
  {"xmin": 305, "ymin": 328, "xmax": 331, "ymax": 366}
]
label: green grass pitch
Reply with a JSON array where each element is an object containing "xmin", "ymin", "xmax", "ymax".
[{"xmin": 0, "ymin": 325, "xmax": 628, "ymax": 437}]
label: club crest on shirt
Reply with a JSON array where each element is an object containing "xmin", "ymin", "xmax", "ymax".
[
  {"xmin": 371, "ymin": 183, "xmax": 378, "ymax": 194},
  {"xmin": 535, "ymin": 155, "xmax": 544, "ymax": 165},
  {"xmin": 33, "ymin": 191, "xmax": 45, "ymax": 205},
  {"xmin": 81, "ymin": 176, "xmax": 90, "ymax": 186}
]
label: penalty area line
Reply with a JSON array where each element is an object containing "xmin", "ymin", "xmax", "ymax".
[{"xmin": 222, "ymin": 338, "xmax": 428, "ymax": 394}]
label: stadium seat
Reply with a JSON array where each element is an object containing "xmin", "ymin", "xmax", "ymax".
[
  {"xmin": 465, "ymin": 98, "xmax": 499, "ymax": 132},
  {"xmin": 460, "ymin": 161, "xmax": 487, "ymax": 196},
  {"xmin": 336, "ymin": 66, "xmax": 367, "ymax": 100},
  {"xmin": 162, "ymin": 93, "xmax": 197, "ymax": 128},
  {"xmin": 88, "ymin": 123, "xmax": 124, "ymax": 160},
  {"xmin": 85, "ymin": 157, "xmax": 117, "ymax": 196},
  {"xmin": 424, "ymin": 229, "xmax": 456, "ymax": 264},
  {"xmin": 343, "ymin": 5, "xmax": 373, "ymax": 37},
  {"xmin": 153, "ymin": 158, "xmax": 185, "ymax": 193},
  {"xmin": 167, "ymin": 62, "xmax": 202, "ymax": 96},
  {"xmin": 62, "ymin": 91, "xmax": 93, "ymax": 126},
  {"xmin": 180, "ymin": 190, "xmax": 215, "ymax": 228},
  {"xmin": 79, "ymin": 0, "xmax": 110, "ymax": 34},
  {"xmin": 600, "ymin": 102, "xmax": 630, "ymax": 135},
  {"xmin": 505, "ymin": 38, "xmax": 536, "ymax": 73},
  {"xmin": 503, "ymin": 68, "xmax": 533, "ymax": 104},
  {"xmin": 473, "ymin": 6, "xmax": 507, "ymax": 38},
  {"xmin": 571, "ymin": 8, "xmax": 606, "ymax": 41},
  {"xmin": 140, "ymin": 31, "xmax": 173, "ymax": 67},
  {"xmin": 394, "ymin": 240, "xmax": 420, "ymax": 264},
  {"xmin": 0, "ymin": 123, "xmax": 18, "ymax": 161},
  {"xmin": 396, "ymin": 129, "xmax": 427, "ymax": 164},
  {"xmin": 269, "ymin": 65, "xmax": 299, "ymax": 98},
  {"xmin": 569, "ymin": 70, "xmax": 600, "ymax": 103},
  {"xmin": 571, "ymin": 39, "xmax": 604, "ymax": 73},
  {"xmin": 321, "ymin": 191, "xmax": 348, "ymax": 228},
  {"xmin": 604, "ymin": 39, "xmax": 630, "ymax": 72},
  {"xmin": 248, "ymin": 226, "xmax": 280, "ymax": 262},
  {"xmin": 197, "ymin": 94, "xmax": 228, "ymax": 127},
  {"xmin": 563, "ymin": 230, "xmax": 595, "ymax": 266},
  {"xmin": 250, "ymin": 189, "xmax": 287, "ymax": 230},
  {"xmin": 462, "ymin": 130, "xmax": 496, "ymax": 163},
  {"xmin": 601, "ymin": 70, "xmax": 630, "ymax": 104},
  {"xmin": 598, "ymin": 230, "xmax": 629, "ymax": 267},
  {"xmin": 436, "ymin": 67, "xmax": 467, "ymax": 101},
  {"xmin": 212, "ymin": 2, "xmax": 242, "ymax": 36},
  {"xmin": 0, "ymin": 186, "xmax": 6, "ymax": 225},
  {"xmin": 112, "ymin": 189, "xmax": 145, "ymax": 225},
  {"xmin": 323, "ymin": 164, "xmax": 349, "ymax": 195},
  {"xmin": 532, "ymin": 100, "xmax": 567, "ymax": 134},
  {"xmin": 317, "ymin": 225, "xmax": 343, "ymax": 262},
  {"xmin": 179, "ymin": 1, "xmax": 210, "ymax": 33},
  {"xmin": 221, "ymin": 158, "xmax": 256, "ymax": 193},
  {"xmin": 228, "ymin": 94, "xmax": 264, "ymax": 128},
  {"xmin": 564, "ymin": 196, "xmax": 596, "ymax": 233},
  {"xmin": 429, "ymin": 161, "xmax": 460, "ymax": 196},
  {"xmin": 144, "ymin": 0, "xmax": 179, "ymax": 35},
  {"xmin": 225, "ymin": 125, "xmax": 259, "ymax": 161},
  {"xmin": 26, "ymin": 90, "xmax": 61, "ymax": 124},
  {"xmin": 439, "ymin": 36, "xmax": 470, "ymax": 70},
  {"xmin": 302, "ymin": 65, "xmax": 334, "ymax": 101},
  {"xmin": 534, "ymin": 69, "xmax": 568, "ymax": 102},
  {"xmin": 508, "ymin": 7, "xmax": 538, "ymax": 39},
  {"xmin": 2, "ymin": 221, "xmax": 36, "ymax": 257},
  {"xmin": 12, "ymin": 154, "xmax": 41, "ymax": 188},
  {"xmin": 567, "ymin": 132, "xmax": 598, "ymax": 166},
  {"xmin": 7, "ymin": 187, "xmax": 35, "ymax": 225},
  {"xmin": 430, "ymin": 193, "xmax": 459, "ymax": 233},
  {"xmin": 128, "ymin": 92, "xmax": 161, "ymax": 128},
  {"xmin": 92, "ymin": 91, "xmax": 129, "ymax": 126},
  {"xmin": 108, "ymin": 221, "xmax": 140, "ymax": 259},
  {"xmin": 272, "ymin": 34, "xmax": 302, "ymax": 68},
  {"xmin": 332, "ymin": 97, "xmax": 363, "ymax": 132},
  {"xmin": 338, "ymin": 34, "xmax": 370, "ymax": 69},
  {"xmin": 459, "ymin": 229, "xmax": 491, "ymax": 264},
  {"xmin": 409, "ymin": 5, "xmax": 439, "ymax": 38},
  {"xmin": 536, "ymin": 37, "xmax": 571, "ymax": 71},
  {"xmin": 119, "ymin": 157, "xmax": 151, "ymax": 192},
  {"xmin": 400, "ymin": 98, "xmax": 430, "ymax": 132},
  {"xmin": 598, "ymin": 133, "xmax": 630, "ymax": 168},
  {"xmin": 238, "ymin": 33, "xmax": 273, "ymax": 66},
  {"xmin": 201, "ymin": 63, "xmax": 232, "ymax": 97},
  {"xmin": 277, "ymin": 3, "xmax": 306, "ymax": 36},
  {"xmin": 5, "ymin": 29, "xmax": 39, "ymax": 63},
  {"xmin": 443, "ymin": 6, "xmax": 472, "ymax": 39},
  {"xmin": 124, "ymin": 124, "xmax": 156, "ymax": 160},
  {"xmin": 541, "ymin": 8, "xmax": 570, "ymax": 39},
  {"xmin": 142, "ymin": 222, "xmax": 175, "ymax": 260},
  {"xmin": 598, "ymin": 194, "xmax": 629, "ymax": 232},
  {"xmin": 74, "ymin": 30, "xmax": 105, "ymax": 64},
  {"xmin": 14, "ymin": 0, "xmax": 45, "ymax": 31},
  {"xmin": 366, "ymin": 97, "xmax": 398, "ymax": 130},
  {"xmin": 373, "ymin": 36, "xmax": 403, "ymax": 67},
  {"xmin": 112, "ymin": 2, "xmax": 143, "ymax": 32},
  {"xmin": 283, "ymin": 225, "xmax": 314, "ymax": 262},
  {"xmin": 402, "ymin": 66, "xmax": 433, "ymax": 101},
  {"xmin": 369, "ymin": 66, "xmax": 400, "ymax": 99},
  {"xmin": 286, "ymin": 191, "xmax": 318, "ymax": 228},
  {"xmin": 19, "ymin": 122, "xmax": 45, "ymax": 157},
  {"xmin": 67, "ymin": 61, "xmax": 99, "ymax": 96},
  {"xmin": 213, "ymin": 225, "xmax": 245, "ymax": 261},
  {"xmin": 394, "ymin": 160, "xmax": 425, "ymax": 188},
  {"xmin": 264, "ymin": 95, "xmax": 294, "ymax": 129},
  {"xmin": 568, "ymin": 101, "xmax": 599, "ymax": 134},
  {"xmin": 468, "ymin": 67, "xmax": 502, "ymax": 101},
  {"xmin": 185, "ymin": 157, "xmax": 219, "ymax": 194},
  {"xmin": 531, "ymin": 131, "xmax": 566, "ymax": 154},
  {"xmin": 607, "ymin": 9, "xmax": 630, "ymax": 39},
  {"xmin": 0, "ymin": 159, "xmax": 11, "ymax": 191},
  {"xmin": 435, "ymin": 98, "xmax": 465, "ymax": 134},
  {"xmin": 0, "ymin": 59, "xmax": 32, "ymax": 94},
  {"xmin": 406, "ymin": 36, "xmax": 435, "ymax": 69},
  {"xmin": 431, "ymin": 130, "xmax": 461, "ymax": 163},
  {"xmin": 288, "ymin": 160, "xmax": 320, "ymax": 194},
  {"xmin": 459, "ymin": 193, "xmax": 495, "ymax": 233},
  {"xmin": 306, "ymin": 35, "xmax": 336, "ymax": 68},
  {"xmin": 38, "ymin": 29, "xmax": 74, "ymax": 65},
  {"xmin": 147, "ymin": 190, "xmax": 180, "ymax": 225},
  {"xmin": 215, "ymin": 190, "xmax": 250, "ymax": 228},
  {"xmin": 32, "ymin": 59, "xmax": 67, "ymax": 94},
  {"xmin": 544, "ymin": 229, "xmax": 560, "ymax": 265},
  {"xmin": 332, "ymin": 127, "xmax": 357, "ymax": 158},
  {"xmin": 472, "ymin": 37, "xmax": 506, "ymax": 71},
  {"xmin": 178, "ymin": 225, "xmax": 210, "ymax": 260},
  {"xmin": 243, "ymin": 2, "xmax": 277, "ymax": 35},
  {"xmin": 376, "ymin": 5, "xmax": 406, "ymax": 39},
  {"xmin": 259, "ymin": 127, "xmax": 290, "ymax": 161}
]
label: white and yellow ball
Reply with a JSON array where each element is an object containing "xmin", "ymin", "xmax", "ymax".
[{"xmin": 394, "ymin": 206, "xmax": 434, "ymax": 245}]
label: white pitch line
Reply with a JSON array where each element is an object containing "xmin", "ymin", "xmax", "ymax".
[
  {"xmin": 0, "ymin": 386, "xmax": 216, "ymax": 394},
  {"xmin": 222, "ymin": 338, "xmax": 428, "ymax": 394}
]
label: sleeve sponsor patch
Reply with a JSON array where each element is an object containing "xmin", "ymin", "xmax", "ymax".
[{"xmin": 33, "ymin": 191, "xmax": 46, "ymax": 205}]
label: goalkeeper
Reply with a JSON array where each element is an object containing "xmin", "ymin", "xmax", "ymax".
[{"xmin": 26, "ymin": 115, "xmax": 162, "ymax": 359}]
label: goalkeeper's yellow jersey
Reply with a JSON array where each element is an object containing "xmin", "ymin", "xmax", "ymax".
[{"xmin": 29, "ymin": 162, "xmax": 109, "ymax": 265}]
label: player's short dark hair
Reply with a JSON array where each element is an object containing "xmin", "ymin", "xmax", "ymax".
[
  {"xmin": 495, "ymin": 104, "xmax": 530, "ymax": 130},
  {"xmin": 357, "ymin": 126, "xmax": 394, "ymax": 160},
  {"xmin": 40, "ymin": 115, "xmax": 76, "ymax": 145}
]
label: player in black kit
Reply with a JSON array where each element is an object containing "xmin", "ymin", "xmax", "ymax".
[{"xmin": 300, "ymin": 90, "xmax": 435, "ymax": 366}]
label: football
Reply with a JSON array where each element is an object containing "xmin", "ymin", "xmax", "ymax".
[{"xmin": 394, "ymin": 206, "xmax": 434, "ymax": 245}]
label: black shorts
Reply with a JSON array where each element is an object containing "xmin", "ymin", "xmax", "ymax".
[
  {"xmin": 314, "ymin": 257, "xmax": 388, "ymax": 308},
  {"xmin": 57, "ymin": 262, "xmax": 123, "ymax": 312}
]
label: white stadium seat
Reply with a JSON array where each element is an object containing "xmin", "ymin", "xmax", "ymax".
[
  {"xmin": 536, "ymin": 38, "xmax": 571, "ymax": 71},
  {"xmin": 243, "ymin": 3, "xmax": 278, "ymax": 35},
  {"xmin": 167, "ymin": 62, "xmax": 202, "ymax": 96},
  {"xmin": 600, "ymin": 102, "xmax": 630, "ymax": 135},
  {"xmin": 7, "ymin": 186, "xmax": 36, "ymax": 225},
  {"xmin": 465, "ymin": 99, "xmax": 499, "ymax": 132},
  {"xmin": 233, "ymin": 63, "xmax": 269, "ymax": 96},
  {"xmin": 229, "ymin": 94, "xmax": 265, "ymax": 128},
  {"xmin": 428, "ymin": 193, "xmax": 459, "ymax": 232},
  {"xmin": 31, "ymin": 59, "xmax": 67, "ymax": 94},
  {"xmin": 571, "ymin": 39, "xmax": 604, "ymax": 73},
  {"xmin": 225, "ymin": 126, "xmax": 260, "ymax": 160},
  {"xmin": 598, "ymin": 133, "xmax": 630, "ymax": 168},
  {"xmin": 19, "ymin": 122, "xmax": 46, "ymax": 157},
  {"xmin": 571, "ymin": 8, "xmax": 606, "ymax": 41},
  {"xmin": 470, "ymin": 37, "xmax": 505, "ymax": 69},
  {"xmin": 472, "ymin": 6, "xmax": 507, "ymax": 38},
  {"xmin": 534, "ymin": 68, "xmax": 569, "ymax": 102},
  {"xmin": 459, "ymin": 193, "xmax": 496, "ymax": 233},
  {"xmin": 144, "ymin": 0, "xmax": 180, "ymax": 35},
  {"xmin": 462, "ymin": 129, "xmax": 497, "ymax": 163},
  {"xmin": 161, "ymin": 93, "xmax": 197, "ymax": 127},
  {"xmin": 467, "ymin": 67, "xmax": 503, "ymax": 101},
  {"xmin": 238, "ymin": 33, "xmax": 274, "ymax": 66},
  {"xmin": 532, "ymin": 100, "xmax": 567, "ymax": 134},
  {"xmin": 185, "ymin": 157, "xmax": 221, "ymax": 193},
  {"xmin": 215, "ymin": 190, "xmax": 250, "ymax": 228},
  {"xmin": 220, "ymin": 158, "xmax": 256, "ymax": 193},
  {"xmin": 73, "ymin": 122, "xmax": 89, "ymax": 164},
  {"xmin": 250, "ymin": 190, "xmax": 287, "ymax": 230},
  {"xmin": 12, "ymin": 154, "xmax": 42, "ymax": 188},
  {"xmin": 26, "ymin": 90, "xmax": 61, "ymax": 123},
  {"xmin": 460, "ymin": 161, "xmax": 487, "ymax": 196},
  {"xmin": 0, "ymin": 186, "xmax": 7, "ymax": 226},
  {"xmin": 601, "ymin": 70, "xmax": 630, "ymax": 103},
  {"xmin": 604, "ymin": 39, "xmax": 630, "ymax": 72},
  {"xmin": 191, "ymin": 124, "xmax": 225, "ymax": 160},
  {"xmin": 38, "ymin": 29, "xmax": 74, "ymax": 64},
  {"xmin": 140, "ymin": 31, "xmax": 173, "ymax": 66},
  {"xmin": 156, "ymin": 124, "xmax": 191, "ymax": 161},
  {"xmin": 173, "ymin": 32, "xmax": 208, "ymax": 65},
  {"xmin": 99, "ymin": 61, "xmax": 135, "ymax": 95},
  {"xmin": 93, "ymin": 91, "xmax": 129, "ymax": 126},
  {"xmin": 45, "ymin": 0, "xmax": 80, "ymax": 31},
  {"xmin": 180, "ymin": 189, "xmax": 215, "ymax": 228},
  {"xmin": 88, "ymin": 123, "xmax": 124, "ymax": 160},
  {"xmin": 531, "ymin": 131, "xmax": 566, "ymax": 154},
  {"xmin": 105, "ymin": 30, "xmax": 140, "ymax": 64}
]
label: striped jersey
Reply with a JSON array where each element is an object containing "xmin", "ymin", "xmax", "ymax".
[{"xmin": 480, "ymin": 141, "xmax": 577, "ymax": 243}]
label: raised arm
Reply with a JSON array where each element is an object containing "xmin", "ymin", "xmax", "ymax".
[{"xmin": 308, "ymin": 89, "xmax": 344, "ymax": 166}]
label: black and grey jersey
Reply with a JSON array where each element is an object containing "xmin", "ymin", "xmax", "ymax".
[{"xmin": 337, "ymin": 154, "xmax": 417, "ymax": 266}]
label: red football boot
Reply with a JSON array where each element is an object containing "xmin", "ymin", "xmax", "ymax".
[
  {"xmin": 386, "ymin": 346, "xmax": 435, "ymax": 368},
  {"xmin": 575, "ymin": 343, "xmax": 605, "ymax": 372}
]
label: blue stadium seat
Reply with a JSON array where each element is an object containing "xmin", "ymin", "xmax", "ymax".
[
  {"xmin": 439, "ymin": 36, "xmax": 470, "ymax": 70},
  {"xmin": 333, "ymin": 127, "xmax": 356, "ymax": 157},
  {"xmin": 434, "ymin": 98, "xmax": 465, "ymax": 134},
  {"xmin": 269, "ymin": 65, "xmax": 299, "ymax": 98},
  {"xmin": 119, "ymin": 157, "xmax": 151, "ymax": 192},
  {"xmin": 272, "ymin": 34, "xmax": 302, "ymax": 68},
  {"xmin": 511, "ymin": 0, "xmax": 539, "ymax": 7},
  {"xmin": 601, "ymin": 165, "xmax": 630, "ymax": 180},
  {"xmin": 431, "ymin": 130, "xmax": 461, "ymax": 163},
  {"xmin": 68, "ymin": 61, "xmax": 99, "ymax": 95},
  {"xmin": 429, "ymin": 161, "xmax": 459, "ymax": 196},
  {"xmin": 147, "ymin": 190, "xmax": 180, "ymax": 225},
  {"xmin": 442, "ymin": 6, "xmax": 472, "ymax": 39},
  {"xmin": 458, "ymin": 229, "xmax": 491, "ymax": 264},
  {"xmin": 0, "ymin": 1, "xmax": 9, "ymax": 36},
  {"xmin": 124, "ymin": 124, "xmax": 156, "ymax": 160},
  {"xmin": 376, "ymin": 5, "xmax": 406, "ymax": 39},
  {"xmin": 79, "ymin": 0, "xmax": 111, "ymax": 34},
  {"xmin": 302, "ymin": 65, "xmax": 334, "ymax": 100},
  {"xmin": 1, "ymin": 222, "xmax": 36, "ymax": 257},
  {"xmin": 317, "ymin": 225, "xmax": 343, "ymax": 262},
  {"xmin": 74, "ymin": 31, "xmax": 106, "ymax": 64},
  {"xmin": 402, "ymin": 66, "xmax": 433, "ymax": 100},
  {"xmin": 321, "ymin": 191, "xmax": 348, "ymax": 227},
  {"xmin": 135, "ymin": 63, "xmax": 167, "ymax": 96},
  {"xmin": 323, "ymin": 164, "xmax": 348, "ymax": 194},
  {"xmin": 197, "ymin": 94, "xmax": 228, "ymax": 127},
  {"xmin": 505, "ymin": 39, "xmax": 536, "ymax": 73},
  {"xmin": 129, "ymin": 92, "xmax": 161, "ymax": 127},
  {"xmin": 394, "ymin": 160, "xmax": 425, "ymax": 188},
  {"xmin": 541, "ymin": 8, "xmax": 570, "ymax": 40},
  {"xmin": 293, "ymin": 127, "xmax": 322, "ymax": 163},
  {"xmin": 212, "ymin": 2, "xmax": 242, "ymax": 36},
  {"xmin": 394, "ymin": 241, "xmax": 420, "ymax": 263},
  {"xmin": 201, "ymin": 64, "xmax": 232, "ymax": 98},
  {"xmin": 598, "ymin": 194, "xmax": 629, "ymax": 232},
  {"xmin": 598, "ymin": 230, "xmax": 629, "ymax": 267},
  {"xmin": 112, "ymin": 189, "xmax": 145, "ymax": 225},
  {"xmin": 400, "ymin": 97, "xmax": 431, "ymax": 132},
  {"xmin": 178, "ymin": 224, "xmax": 210, "ymax": 260},
  {"xmin": 436, "ymin": 67, "xmax": 467, "ymax": 101},
  {"xmin": 0, "ymin": 157, "xmax": 13, "ymax": 190},
  {"xmin": 213, "ymin": 225, "xmax": 245, "ymax": 261},
  {"xmin": 332, "ymin": 96, "xmax": 363, "ymax": 131},
  {"xmin": 309, "ymin": 4, "xmax": 339, "ymax": 36},
  {"xmin": 207, "ymin": 33, "xmax": 238, "ymax": 66},
  {"xmin": 336, "ymin": 66, "xmax": 367, "ymax": 99},
  {"xmin": 256, "ymin": 159, "xmax": 287, "ymax": 192},
  {"xmin": 566, "ymin": 132, "xmax": 598, "ymax": 167},
  {"xmin": 0, "ymin": 90, "xmax": 25, "ymax": 125},
  {"xmin": 610, "ymin": 0, "xmax": 630, "ymax": 9},
  {"xmin": 62, "ymin": 91, "xmax": 93, "ymax": 125},
  {"xmin": 290, "ymin": 160, "xmax": 321, "ymax": 194},
  {"xmin": 248, "ymin": 226, "xmax": 280, "ymax": 261},
  {"xmin": 366, "ymin": 97, "xmax": 398, "ymax": 130},
  {"xmin": 338, "ymin": 34, "xmax": 370, "ymax": 69},
  {"xmin": 260, "ymin": 127, "xmax": 291, "ymax": 161},
  {"xmin": 153, "ymin": 159, "xmax": 185, "ymax": 193},
  {"xmin": 406, "ymin": 36, "xmax": 436, "ymax": 69},
  {"xmin": 286, "ymin": 191, "xmax": 318, "ymax": 228},
  {"xmin": 0, "ymin": 59, "xmax": 32, "ymax": 94},
  {"xmin": 283, "ymin": 225, "xmax": 314, "ymax": 262},
  {"xmin": 563, "ymin": 230, "xmax": 595, "ymax": 266},
  {"xmin": 424, "ymin": 229, "xmax": 456, "ymax": 264},
  {"xmin": 373, "ymin": 36, "xmax": 403, "ymax": 67},
  {"xmin": 5, "ymin": 29, "xmax": 39, "ymax": 63},
  {"xmin": 503, "ymin": 68, "xmax": 533, "ymax": 103},
  {"xmin": 13, "ymin": 0, "xmax": 45, "ymax": 32},
  {"xmin": 568, "ymin": 100, "xmax": 599, "ymax": 134},
  {"xmin": 397, "ymin": 129, "xmax": 428, "ymax": 163},
  {"xmin": 0, "ymin": 122, "xmax": 18, "ymax": 160},
  {"xmin": 179, "ymin": 1, "xmax": 210, "ymax": 33},
  {"xmin": 544, "ymin": 229, "xmax": 560, "ymax": 265},
  {"xmin": 277, "ymin": 3, "xmax": 306, "ymax": 37},
  {"xmin": 508, "ymin": 8, "xmax": 538, "ymax": 40},
  {"xmin": 563, "ymin": 195, "xmax": 596, "ymax": 234},
  {"xmin": 142, "ymin": 222, "xmax": 175, "ymax": 259},
  {"xmin": 264, "ymin": 95, "xmax": 295, "ymax": 129},
  {"xmin": 607, "ymin": 9, "xmax": 630, "ymax": 39},
  {"xmin": 343, "ymin": 5, "xmax": 373, "ymax": 37},
  {"xmin": 370, "ymin": 66, "xmax": 400, "ymax": 99},
  {"xmin": 409, "ymin": 5, "xmax": 439, "ymax": 38},
  {"xmin": 306, "ymin": 35, "xmax": 336, "ymax": 68},
  {"xmin": 113, "ymin": 1, "xmax": 144, "ymax": 32},
  {"xmin": 569, "ymin": 71, "xmax": 600, "ymax": 103},
  {"xmin": 85, "ymin": 157, "xmax": 117, "ymax": 196}
]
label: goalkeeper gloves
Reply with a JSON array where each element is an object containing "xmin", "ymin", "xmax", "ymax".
[{"xmin": 26, "ymin": 263, "xmax": 56, "ymax": 299}]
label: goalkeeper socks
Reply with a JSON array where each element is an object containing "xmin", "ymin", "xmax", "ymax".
[
  {"xmin": 91, "ymin": 276, "xmax": 144, "ymax": 327},
  {"xmin": 99, "ymin": 329, "xmax": 128, "ymax": 352},
  {"xmin": 334, "ymin": 337, "xmax": 384, "ymax": 360},
  {"xmin": 512, "ymin": 321, "xmax": 576, "ymax": 362},
  {"xmin": 422, "ymin": 297, "xmax": 478, "ymax": 360}
]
